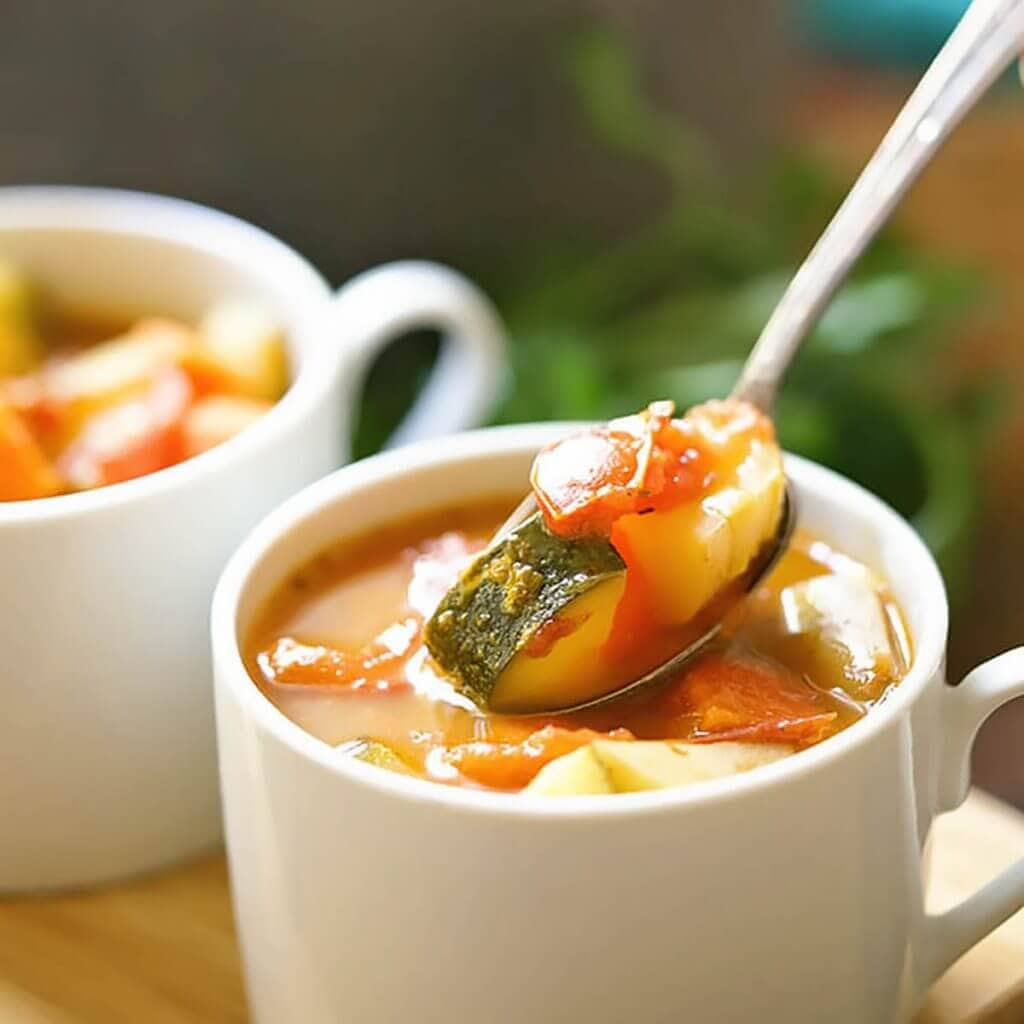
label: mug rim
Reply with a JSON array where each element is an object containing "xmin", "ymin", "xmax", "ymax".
[
  {"xmin": 0, "ymin": 185, "xmax": 334, "ymax": 524},
  {"xmin": 212, "ymin": 422, "xmax": 950, "ymax": 820}
]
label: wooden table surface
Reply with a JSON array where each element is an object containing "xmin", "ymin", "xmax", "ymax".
[{"xmin": 1, "ymin": 788, "xmax": 1022, "ymax": 1023}]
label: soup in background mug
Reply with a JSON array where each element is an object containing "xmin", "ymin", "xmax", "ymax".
[
  {"xmin": 0, "ymin": 186, "xmax": 505, "ymax": 892},
  {"xmin": 0, "ymin": 272, "xmax": 294, "ymax": 500},
  {"xmin": 213, "ymin": 426, "xmax": 1024, "ymax": 1024}
]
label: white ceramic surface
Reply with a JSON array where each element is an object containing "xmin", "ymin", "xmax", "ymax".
[
  {"xmin": 0, "ymin": 187, "xmax": 506, "ymax": 892},
  {"xmin": 213, "ymin": 426, "xmax": 1024, "ymax": 1024}
]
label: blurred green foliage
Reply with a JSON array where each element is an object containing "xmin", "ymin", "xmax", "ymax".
[{"xmin": 357, "ymin": 25, "xmax": 993, "ymax": 596}]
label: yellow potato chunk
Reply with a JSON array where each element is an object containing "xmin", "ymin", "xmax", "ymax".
[
  {"xmin": 524, "ymin": 745, "xmax": 613, "ymax": 795},
  {"xmin": 181, "ymin": 394, "xmax": 273, "ymax": 458},
  {"xmin": 780, "ymin": 574, "xmax": 897, "ymax": 698},
  {"xmin": 0, "ymin": 324, "xmax": 41, "ymax": 379},
  {"xmin": 590, "ymin": 740, "xmax": 792, "ymax": 792},
  {"xmin": 199, "ymin": 299, "xmax": 288, "ymax": 401},
  {"xmin": 613, "ymin": 436, "xmax": 784, "ymax": 625},
  {"xmin": 0, "ymin": 262, "xmax": 42, "ymax": 375}
]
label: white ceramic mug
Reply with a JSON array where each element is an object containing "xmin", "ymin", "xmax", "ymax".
[
  {"xmin": 0, "ymin": 187, "xmax": 506, "ymax": 892},
  {"xmin": 213, "ymin": 425, "xmax": 1024, "ymax": 1024}
]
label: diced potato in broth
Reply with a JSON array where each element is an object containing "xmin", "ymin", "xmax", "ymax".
[
  {"xmin": 524, "ymin": 745, "xmax": 613, "ymax": 796},
  {"xmin": 779, "ymin": 574, "xmax": 903, "ymax": 700},
  {"xmin": 589, "ymin": 740, "xmax": 791, "ymax": 793},
  {"xmin": 199, "ymin": 299, "xmax": 289, "ymax": 401}
]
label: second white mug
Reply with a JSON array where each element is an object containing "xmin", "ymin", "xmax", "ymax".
[{"xmin": 0, "ymin": 186, "xmax": 506, "ymax": 892}]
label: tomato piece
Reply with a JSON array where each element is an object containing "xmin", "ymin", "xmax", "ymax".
[
  {"xmin": 2, "ymin": 375, "xmax": 64, "ymax": 455},
  {"xmin": 446, "ymin": 724, "xmax": 633, "ymax": 790},
  {"xmin": 258, "ymin": 619, "xmax": 420, "ymax": 695},
  {"xmin": 57, "ymin": 366, "xmax": 192, "ymax": 489},
  {"xmin": 531, "ymin": 428, "xmax": 646, "ymax": 536},
  {"xmin": 600, "ymin": 520, "xmax": 661, "ymax": 662},
  {"xmin": 0, "ymin": 400, "xmax": 63, "ymax": 501},
  {"xmin": 658, "ymin": 650, "xmax": 838, "ymax": 748},
  {"xmin": 531, "ymin": 401, "xmax": 709, "ymax": 538},
  {"xmin": 639, "ymin": 414, "xmax": 713, "ymax": 509}
]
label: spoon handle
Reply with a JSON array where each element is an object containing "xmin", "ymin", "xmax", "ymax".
[{"xmin": 732, "ymin": 0, "xmax": 1024, "ymax": 412}]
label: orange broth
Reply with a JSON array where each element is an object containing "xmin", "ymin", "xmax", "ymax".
[{"xmin": 245, "ymin": 497, "xmax": 911, "ymax": 793}]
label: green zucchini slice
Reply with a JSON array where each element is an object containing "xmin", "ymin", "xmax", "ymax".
[{"xmin": 425, "ymin": 513, "xmax": 626, "ymax": 712}]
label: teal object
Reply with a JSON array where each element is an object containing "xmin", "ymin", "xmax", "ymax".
[{"xmin": 803, "ymin": 0, "xmax": 968, "ymax": 68}]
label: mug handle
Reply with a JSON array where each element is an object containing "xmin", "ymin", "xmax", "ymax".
[
  {"xmin": 328, "ymin": 260, "xmax": 506, "ymax": 449},
  {"xmin": 920, "ymin": 648, "xmax": 1024, "ymax": 985}
]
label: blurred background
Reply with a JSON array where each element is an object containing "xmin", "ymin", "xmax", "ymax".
[{"xmin": 4, "ymin": 0, "xmax": 1021, "ymax": 804}]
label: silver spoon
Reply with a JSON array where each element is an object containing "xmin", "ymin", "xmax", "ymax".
[{"xmin": 493, "ymin": 0, "xmax": 1024, "ymax": 713}]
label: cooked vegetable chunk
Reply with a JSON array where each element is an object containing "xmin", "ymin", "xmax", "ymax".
[
  {"xmin": 531, "ymin": 400, "xmax": 709, "ymax": 538},
  {"xmin": 524, "ymin": 745, "xmax": 614, "ymax": 795},
  {"xmin": 610, "ymin": 405, "xmax": 784, "ymax": 625},
  {"xmin": 780, "ymin": 574, "xmax": 899, "ymax": 699},
  {"xmin": 43, "ymin": 319, "xmax": 193, "ymax": 446},
  {"xmin": 345, "ymin": 739, "xmax": 415, "ymax": 775},
  {"xmin": 0, "ymin": 400, "xmax": 62, "ymax": 500},
  {"xmin": 0, "ymin": 262, "xmax": 42, "ymax": 375},
  {"xmin": 181, "ymin": 394, "xmax": 273, "ymax": 458},
  {"xmin": 258, "ymin": 627, "xmax": 417, "ymax": 694},
  {"xmin": 425, "ymin": 513, "xmax": 626, "ymax": 712},
  {"xmin": 56, "ymin": 366, "xmax": 192, "ymax": 489},
  {"xmin": 446, "ymin": 725, "xmax": 632, "ymax": 790},
  {"xmin": 0, "ymin": 281, "xmax": 289, "ymax": 502},
  {"xmin": 199, "ymin": 299, "xmax": 288, "ymax": 401},
  {"xmin": 590, "ymin": 740, "xmax": 791, "ymax": 792},
  {"xmin": 657, "ymin": 650, "xmax": 840, "ymax": 747}
]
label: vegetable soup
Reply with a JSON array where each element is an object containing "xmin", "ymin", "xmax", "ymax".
[
  {"xmin": 246, "ymin": 499, "xmax": 911, "ymax": 796},
  {"xmin": 0, "ymin": 261, "xmax": 288, "ymax": 501}
]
